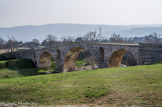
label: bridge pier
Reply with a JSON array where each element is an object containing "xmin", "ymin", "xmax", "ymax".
[{"xmin": 96, "ymin": 58, "xmax": 107, "ymax": 68}]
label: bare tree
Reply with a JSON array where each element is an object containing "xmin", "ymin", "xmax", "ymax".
[
  {"xmin": 75, "ymin": 37, "xmax": 84, "ymax": 42},
  {"xmin": 29, "ymin": 39, "xmax": 40, "ymax": 49},
  {"xmin": 45, "ymin": 35, "xmax": 57, "ymax": 48},
  {"xmin": 144, "ymin": 32, "xmax": 161, "ymax": 43},
  {"xmin": 32, "ymin": 39, "xmax": 40, "ymax": 45},
  {"xmin": 0, "ymin": 37, "xmax": 5, "ymax": 49},
  {"xmin": 83, "ymin": 31, "xmax": 101, "ymax": 42},
  {"xmin": 109, "ymin": 33, "xmax": 124, "ymax": 43},
  {"xmin": 7, "ymin": 36, "xmax": 16, "ymax": 52},
  {"xmin": 61, "ymin": 36, "xmax": 75, "ymax": 42}
]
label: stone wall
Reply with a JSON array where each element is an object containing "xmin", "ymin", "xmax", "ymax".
[{"xmin": 138, "ymin": 43, "xmax": 162, "ymax": 65}]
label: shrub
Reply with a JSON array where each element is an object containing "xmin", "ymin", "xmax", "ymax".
[
  {"xmin": 5, "ymin": 59, "xmax": 36, "ymax": 69},
  {"xmin": 76, "ymin": 60, "xmax": 85, "ymax": 68},
  {"xmin": 0, "ymin": 62, "xmax": 6, "ymax": 68}
]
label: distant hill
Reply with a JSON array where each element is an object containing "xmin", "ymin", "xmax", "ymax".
[
  {"xmin": 120, "ymin": 27, "xmax": 162, "ymax": 36},
  {"xmin": 0, "ymin": 23, "xmax": 162, "ymax": 42}
]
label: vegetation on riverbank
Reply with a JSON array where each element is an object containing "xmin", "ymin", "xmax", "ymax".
[{"xmin": 0, "ymin": 59, "xmax": 56, "ymax": 79}]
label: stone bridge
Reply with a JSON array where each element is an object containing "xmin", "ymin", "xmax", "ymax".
[{"xmin": 2, "ymin": 42, "xmax": 162, "ymax": 72}]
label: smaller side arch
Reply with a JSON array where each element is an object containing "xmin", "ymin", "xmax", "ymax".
[
  {"xmin": 38, "ymin": 51, "xmax": 53, "ymax": 68},
  {"xmin": 121, "ymin": 51, "xmax": 137, "ymax": 66},
  {"xmin": 108, "ymin": 49, "xmax": 138, "ymax": 67},
  {"xmin": 108, "ymin": 49, "xmax": 127, "ymax": 67}
]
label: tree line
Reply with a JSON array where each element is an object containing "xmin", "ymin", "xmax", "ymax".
[{"xmin": 0, "ymin": 31, "xmax": 161, "ymax": 52}]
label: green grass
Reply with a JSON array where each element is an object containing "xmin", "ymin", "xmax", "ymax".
[
  {"xmin": 76, "ymin": 60, "xmax": 85, "ymax": 68},
  {"xmin": 0, "ymin": 62, "xmax": 162, "ymax": 106},
  {"xmin": 0, "ymin": 68, "xmax": 41, "ymax": 78},
  {"xmin": 51, "ymin": 58, "xmax": 56, "ymax": 70},
  {"xmin": 0, "ymin": 60, "xmax": 7, "ymax": 68}
]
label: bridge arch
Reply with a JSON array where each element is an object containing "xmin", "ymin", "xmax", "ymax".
[
  {"xmin": 38, "ymin": 51, "xmax": 53, "ymax": 68},
  {"xmin": 121, "ymin": 51, "xmax": 137, "ymax": 66},
  {"xmin": 63, "ymin": 46, "xmax": 96, "ymax": 72},
  {"xmin": 63, "ymin": 46, "xmax": 84, "ymax": 72},
  {"xmin": 108, "ymin": 49, "xmax": 137, "ymax": 67}
]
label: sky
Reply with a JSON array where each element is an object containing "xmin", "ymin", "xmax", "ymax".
[{"xmin": 0, "ymin": 0, "xmax": 162, "ymax": 27}]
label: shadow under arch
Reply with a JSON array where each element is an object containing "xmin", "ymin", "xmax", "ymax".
[
  {"xmin": 63, "ymin": 46, "xmax": 96, "ymax": 72},
  {"xmin": 108, "ymin": 49, "xmax": 137, "ymax": 67},
  {"xmin": 99, "ymin": 47, "xmax": 104, "ymax": 61},
  {"xmin": 122, "ymin": 51, "xmax": 137, "ymax": 66},
  {"xmin": 38, "ymin": 51, "xmax": 53, "ymax": 68},
  {"xmin": 56, "ymin": 49, "xmax": 61, "ymax": 59}
]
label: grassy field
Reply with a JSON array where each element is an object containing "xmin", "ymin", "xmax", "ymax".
[{"xmin": 0, "ymin": 60, "xmax": 162, "ymax": 106}]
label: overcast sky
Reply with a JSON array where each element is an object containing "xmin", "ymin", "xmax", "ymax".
[{"xmin": 0, "ymin": 0, "xmax": 162, "ymax": 27}]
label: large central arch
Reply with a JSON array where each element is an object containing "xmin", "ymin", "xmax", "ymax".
[
  {"xmin": 108, "ymin": 49, "xmax": 137, "ymax": 67},
  {"xmin": 38, "ymin": 51, "xmax": 53, "ymax": 68},
  {"xmin": 63, "ymin": 46, "xmax": 84, "ymax": 72}
]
